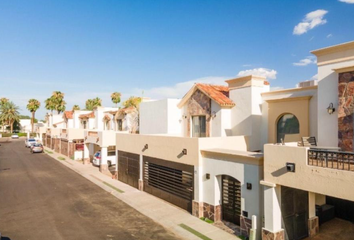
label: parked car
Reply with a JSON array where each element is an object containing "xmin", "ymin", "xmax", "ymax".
[
  {"xmin": 11, "ymin": 134, "xmax": 19, "ymax": 139},
  {"xmin": 92, "ymin": 150, "xmax": 116, "ymax": 166},
  {"xmin": 25, "ymin": 138, "xmax": 36, "ymax": 148},
  {"xmin": 31, "ymin": 143, "xmax": 43, "ymax": 153}
]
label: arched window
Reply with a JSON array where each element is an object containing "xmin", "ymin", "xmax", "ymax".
[{"xmin": 277, "ymin": 114, "xmax": 299, "ymax": 143}]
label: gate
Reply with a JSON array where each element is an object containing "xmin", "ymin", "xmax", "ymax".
[
  {"xmin": 47, "ymin": 136, "xmax": 51, "ymax": 149},
  {"xmin": 54, "ymin": 138, "xmax": 60, "ymax": 153},
  {"xmin": 61, "ymin": 139, "xmax": 68, "ymax": 156},
  {"xmin": 42, "ymin": 133, "xmax": 46, "ymax": 146},
  {"xmin": 118, "ymin": 151, "xmax": 140, "ymax": 189},
  {"xmin": 281, "ymin": 186, "xmax": 309, "ymax": 240},
  {"xmin": 143, "ymin": 156, "xmax": 194, "ymax": 213},
  {"xmin": 222, "ymin": 175, "xmax": 241, "ymax": 225}
]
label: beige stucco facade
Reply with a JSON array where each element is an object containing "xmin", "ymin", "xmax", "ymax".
[
  {"xmin": 266, "ymin": 96, "xmax": 311, "ymax": 144},
  {"xmin": 264, "ymin": 144, "xmax": 354, "ymax": 202}
]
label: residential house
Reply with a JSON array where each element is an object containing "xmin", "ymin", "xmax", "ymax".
[{"xmin": 261, "ymin": 41, "xmax": 354, "ymax": 240}]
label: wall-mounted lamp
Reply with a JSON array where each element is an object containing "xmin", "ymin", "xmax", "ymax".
[
  {"xmin": 211, "ymin": 111, "xmax": 216, "ymax": 119},
  {"xmin": 182, "ymin": 148, "xmax": 187, "ymax": 155},
  {"xmin": 206, "ymin": 173, "xmax": 210, "ymax": 179},
  {"xmin": 247, "ymin": 183, "xmax": 252, "ymax": 190},
  {"xmin": 144, "ymin": 144, "xmax": 148, "ymax": 150},
  {"xmin": 286, "ymin": 162, "xmax": 296, "ymax": 172},
  {"xmin": 327, "ymin": 103, "xmax": 335, "ymax": 115},
  {"xmin": 96, "ymin": 137, "xmax": 99, "ymax": 143},
  {"xmin": 182, "ymin": 115, "xmax": 187, "ymax": 119}
]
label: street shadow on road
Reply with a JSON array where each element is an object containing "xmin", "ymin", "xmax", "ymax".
[{"xmin": 1, "ymin": 236, "xmax": 12, "ymax": 240}]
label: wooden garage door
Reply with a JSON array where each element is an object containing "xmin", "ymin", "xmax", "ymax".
[
  {"xmin": 222, "ymin": 175, "xmax": 241, "ymax": 226},
  {"xmin": 118, "ymin": 151, "xmax": 140, "ymax": 189},
  {"xmin": 42, "ymin": 134, "xmax": 46, "ymax": 146},
  {"xmin": 47, "ymin": 136, "xmax": 51, "ymax": 149},
  {"xmin": 143, "ymin": 156, "xmax": 194, "ymax": 213},
  {"xmin": 61, "ymin": 140, "xmax": 68, "ymax": 156}
]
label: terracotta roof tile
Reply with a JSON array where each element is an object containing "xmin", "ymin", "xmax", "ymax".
[
  {"xmin": 79, "ymin": 112, "xmax": 95, "ymax": 119},
  {"xmin": 63, "ymin": 111, "xmax": 73, "ymax": 119},
  {"xmin": 195, "ymin": 83, "xmax": 235, "ymax": 107}
]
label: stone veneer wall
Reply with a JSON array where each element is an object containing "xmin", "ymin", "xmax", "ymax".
[
  {"xmin": 240, "ymin": 216, "xmax": 252, "ymax": 237},
  {"xmin": 338, "ymin": 71, "xmax": 354, "ymax": 151},
  {"xmin": 262, "ymin": 229, "xmax": 284, "ymax": 240},
  {"xmin": 68, "ymin": 142, "xmax": 75, "ymax": 158},
  {"xmin": 202, "ymin": 202, "xmax": 221, "ymax": 222},
  {"xmin": 187, "ymin": 89, "xmax": 211, "ymax": 137}
]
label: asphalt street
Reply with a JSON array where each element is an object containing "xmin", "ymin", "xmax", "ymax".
[{"xmin": 0, "ymin": 139, "xmax": 181, "ymax": 240}]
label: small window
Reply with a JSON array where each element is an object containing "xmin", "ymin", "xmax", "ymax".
[
  {"xmin": 277, "ymin": 114, "xmax": 300, "ymax": 143},
  {"xmin": 117, "ymin": 119, "xmax": 123, "ymax": 131},
  {"xmin": 192, "ymin": 116, "xmax": 206, "ymax": 138},
  {"xmin": 82, "ymin": 121, "xmax": 87, "ymax": 129},
  {"xmin": 108, "ymin": 151, "xmax": 116, "ymax": 156}
]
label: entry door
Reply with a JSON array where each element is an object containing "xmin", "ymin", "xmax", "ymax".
[
  {"xmin": 118, "ymin": 151, "xmax": 139, "ymax": 189},
  {"xmin": 222, "ymin": 175, "xmax": 241, "ymax": 226},
  {"xmin": 281, "ymin": 186, "xmax": 309, "ymax": 240}
]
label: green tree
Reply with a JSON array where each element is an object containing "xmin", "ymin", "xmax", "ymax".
[
  {"xmin": 85, "ymin": 97, "xmax": 102, "ymax": 110},
  {"xmin": 122, "ymin": 96, "xmax": 142, "ymax": 109},
  {"xmin": 111, "ymin": 92, "xmax": 121, "ymax": 107},
  {"xmin": 0, "ymin": 101, "xmax": 20, "ymax": 133},
  {"xmin": 45, "ymin": 91, "xmax": 66, "ymax": 114},
  {"xmin": 27, "ymin": 99, "xmax": 41, "ymax": 133},
  {"xmin": 72, "ymin": 105, "xmax": 80, "ymax": 111},
  {"xmin": 45, "ymin": 97, "xmax": 55, "ymax": 113}
]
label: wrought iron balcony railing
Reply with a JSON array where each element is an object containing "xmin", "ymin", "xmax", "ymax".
[{"xmin": 308, "ymin": 149, "xmax": 354, "ymax": 171}]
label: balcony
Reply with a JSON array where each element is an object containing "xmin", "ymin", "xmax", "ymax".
[
  {"xmin": 264, "ymin": 144, "xmax": 354, "ymax": 202},
  {"xmin": 84, "ymin": 130, "xmax": 116, "ymax": 147},
  {"xmin": 308, "ymin": 149, "xmax": 354, "ymax": 172}
]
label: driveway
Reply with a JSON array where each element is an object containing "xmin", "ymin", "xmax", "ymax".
[
  {"xmin": 0, "ymin": 139, "xmax": 181, "ymax": 240},
  {"xmin": 305, "ymin": 218, "xmax": 354, "ymax": 240}
]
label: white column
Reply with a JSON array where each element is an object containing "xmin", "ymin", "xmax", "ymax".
[
  {"xmin": 139, "ymin": 154, "xmax": 143, "ymax": 180},
  {"xmin": 309, "ymin": 192, "xmax": 316, "ymax": 218},
  {"xmin": 100, "ymin": 147, "xmax": 108, "ymax": 165},
  {"xmin": 263, "ymin": 184, "xmax": 282, "ymax": 232},
  {"xmin": 83, "ymin": 143, "xmax": 90, "ymax": 164},
  {"xmin": 115, "ymin": 150, "xmax": 119, "ymax": 172}
]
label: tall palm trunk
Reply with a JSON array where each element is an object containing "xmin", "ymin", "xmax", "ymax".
[
  {"xmin": 10, "ymin": 120, "xmax": 13, "ymax": 133},
  {"xmin": 31, "ymin": 111, "xmax": 35, "ymax": 133}
]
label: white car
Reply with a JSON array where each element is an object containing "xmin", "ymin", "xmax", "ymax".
[
  {"xmin": 92, "ymin": 150, "xmax": 116, "ymax": 166},
  {"xmin": 11, "ymin": 134, "xmax": 19, "ymax": 139},
  {"xmin": 25, "ymin": 138, "xmax": 36, "ymax": 147}
]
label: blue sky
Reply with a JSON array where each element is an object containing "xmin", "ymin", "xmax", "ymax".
[{"xmin": 1, "ymin": 0, "xmax": 354, "ymax": 119}]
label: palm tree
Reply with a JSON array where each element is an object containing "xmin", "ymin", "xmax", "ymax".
[
  {"xmin": 72, "ymin": 105, "xmax": 80, "ymax": 111},
  {"xmin": 0, "ymin": 101, "xmax": 20, "ymax": 133},
  {"xmin": 0, "ymin": 98, "xmax": 8, "ymax": 106},
  {"xmin": 122, "ymin": 96, "xmax": 142, "ymax": 109},
  {"xmin": 45, "ymin": 91, "xmax": 66, "ymax": 114},
  {"xmin": 111, "ymin": 92, "xmax": 121, "ymax": 107},
  {"xmin": 26, "ymin": 99, "xmax": 41, "ymax": 133},
  {"xmin": 45, "ymin": 97, "xmax": 55, "ymax": 113},
  {"xmin": 85, "ymin": 97, "xmax": 102, "ymax": 110}
]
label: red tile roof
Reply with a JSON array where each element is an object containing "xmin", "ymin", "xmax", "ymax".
[
  {"xmin": 79, "ymin": 112, "xmax": 95, "ymax": 119},
  {"xmin": 195, "ymin": 83, "xmax": 235, "ymax": 107},
  {"xmin": 63, "ymin": 111, "xmax": 73, "ymax": 119},
  {"xmin": 103, "ymin": 114, "xmax": 111, "ymax": 121}
]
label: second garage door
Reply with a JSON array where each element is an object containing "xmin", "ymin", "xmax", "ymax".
[
  {"xmin": 143, "ymin": 156, "xmax": 194, "ymax": 213},
  {"xmin": 118, "ymin": 151, "xmax": 140, "ymax": 189}
]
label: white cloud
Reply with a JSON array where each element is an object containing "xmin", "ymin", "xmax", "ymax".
[
  {"xmin": 293, "ymin": 56, "xmax": 317, "ymax": 66},
  {"xmin": 132, "ymin": 76, "xmax": 229, "ymax": 100},
  {"xmin": 327, "ymin": 33, "xmax": 333, "ymax": 38},
  {"xmin": 236, "ymin": 68, "xmax": 277, "ymax": 79},
  {"xmin": 270, "ymin": 86, "xmax": 284, "ymax": 91},
  {"xmin": 339, "ymin": 0, "xmax": 354, "ymax": 3},
  {"xmin": 293, "ymin": 9, "xmax": 328, "ymax": 35},
  {"xmin": 311, "ymin": 74, "xmax": 318, "ymax": 80}
]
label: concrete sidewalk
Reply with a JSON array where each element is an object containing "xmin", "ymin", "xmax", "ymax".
[{"xmin": 43, "ymin": 147, "xmax": 240, "ymax": 240}]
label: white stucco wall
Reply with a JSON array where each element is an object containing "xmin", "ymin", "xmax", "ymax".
[
  {"xmin": 317, "ymin": 59, "xmax": 354, "ymax": 146},
  {"xmin": 202, "ymin": 152, "xmax": 263, "ymax": 238},
  {"xmin": 229, "ymin": 85, "xmax": 266, "ymax": 151},
  {"xmin": 139, "ymin": 99, "xmax": 181, "ymax": 135}
]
